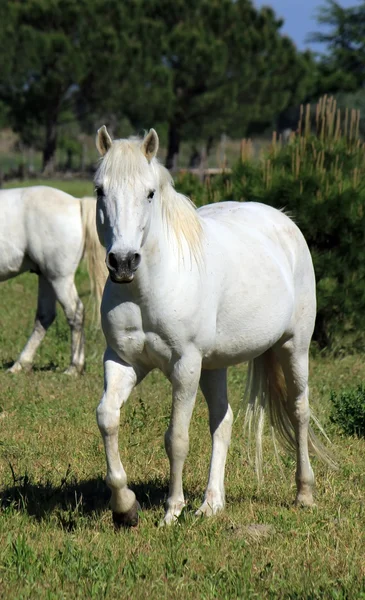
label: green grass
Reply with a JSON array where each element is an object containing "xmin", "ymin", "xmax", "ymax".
[
  {"xmin": 1, "ymin": 183, "xmax": 365, "ymax": 598},
  {"xmin": 1, "ymin": 276, "xmax": 365, "ymax": 599},
  {"xmin": 3, "ymin": 178, "xmax": 94, "ymax": 198}
]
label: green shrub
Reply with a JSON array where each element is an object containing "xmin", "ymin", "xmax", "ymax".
[{"xmin": 330, "ymin": 385, "xmax": 365, "ymax": 437}]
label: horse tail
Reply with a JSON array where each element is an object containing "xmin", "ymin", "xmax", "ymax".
[
  {"xmin": 243, "ymin": 349, "xmax": 335, "ymax": 481},
  {"xmin": 80, "ymin": 196, "xmax": 107, "ymax": 323}
]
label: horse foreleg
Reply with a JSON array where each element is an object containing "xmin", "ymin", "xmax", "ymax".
[
  {"xmin": 196, "ymin": 368, "xmax": 233, "ymax": 517},
  {"xmin": 97, "ymin": 348, "xmax": 144, "ymax": 528},
  {"xmin": 163, "ymin": 352, "xmax": 201, "ymax": 525},
  {"xmin": 8, "ymin": 275, "xmax": 56, "ymax": 373},
  {"xmin": 51, "ymin": 276, "xmax": 84, "ymax": 375}
]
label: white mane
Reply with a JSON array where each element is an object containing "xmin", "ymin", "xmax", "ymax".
[{"xmin": 95, "ymin": 137, "xmax": 203, "ymax": 263}]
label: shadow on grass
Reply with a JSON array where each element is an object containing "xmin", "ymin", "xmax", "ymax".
[
  {"xmin": 0, "ymin": 471, "xmax": 169, "ymax": 528},
  {"xmin": 1, "ymin": 360, "xmax": 59, "ymax": 372}
]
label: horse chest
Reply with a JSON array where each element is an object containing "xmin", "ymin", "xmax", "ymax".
[
  {"xmin": 101, "ymin": 296, "xmax": 174, "ymax": 371},
  {"xmin": 105, "ymin": 326, "xmax": 172, "ymax": 372}
]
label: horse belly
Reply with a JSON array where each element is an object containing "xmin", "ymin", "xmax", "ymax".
[
  {"xmin": 201, "ymin": 244, "xmax": 294, "ymax": 369},
  {"xmin": 0, "ymin": 253, "xmax": 35, "ymax": 281},
  {"xmin": 202, "ymin": 319, "xmax": 288, "ymax": 369}
]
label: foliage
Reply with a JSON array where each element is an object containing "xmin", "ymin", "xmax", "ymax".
[
  {"xmin": 334, "ymin": 89, "xmax": 365, "ymax": 137},
  {"xmin": 0, "ymin": 0, "xmax": 90, "ymax": 169},
  {"xmin": 175, "ymin": 170, "xmax": 233, "ymax": 206},
  {"xmin": 142, "ymin": 0, "xmax": 316, "ymax": 167},
  {"xmin": 330, "ymin": 385, "xmax": 365, "ymax": 437},
  {"xmin": 0, "ymin": 0, "xmax": 146, "ymax": 172},
  {"xmin": 309, "ymin": 0, "xmax": 365, "ymax": 95},
  {"xmin": 0, "ymin": 0, "xmax": 315, "ymax": 172}
]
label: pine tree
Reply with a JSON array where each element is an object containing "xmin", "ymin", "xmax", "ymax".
[{"xmin": 309, "ymin": 0, "xmax": 365, "ymax": 94}]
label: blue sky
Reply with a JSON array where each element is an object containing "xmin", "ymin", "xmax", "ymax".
[{"xmin": 254, "ymin": 1, "xmax": 362, "ymax": 53}]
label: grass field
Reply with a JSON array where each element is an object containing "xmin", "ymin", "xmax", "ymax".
[
  {"xmin": 1, "ymin": 182, "xmax": 365, "ymax": 599},
  {"xmin": 3, "ymin": 178, "xmax": 95, "ymax": 199}
]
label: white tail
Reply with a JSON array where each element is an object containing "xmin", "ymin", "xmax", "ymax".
[
  {"xmin": 80, "ymin": 196, "xmax": 107, "ymax": 322},
  {"xmin": 243, "ymin": 349, "xmax": 336, "ymax": 480}
]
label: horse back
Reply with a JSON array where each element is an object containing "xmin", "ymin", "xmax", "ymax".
[
  {"xmin": 24, "ymin": 186, "xmax": 84, "ymax": 278},
  {"xmin": 0, "ymin": 186, "xmax": 84, "ymax": 281}
]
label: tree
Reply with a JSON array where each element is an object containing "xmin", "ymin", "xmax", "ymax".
[
  {"xmin": 0, "ymin": 0, "xmax": 316, "ymax": 171},
  {"xmin": 0, "ymin": 0, "xmax": 142, "ymax": 172},
  {"xmin": 0, "ymin": 1, "xmax": 85, "ymax": 171},
  {"xmin": 141, "ymin": 0, "xmax": 315, "ymax": 168},
  {"xmin": 308, "ymin": 0, "xmax": 365, "ymax": 95}
]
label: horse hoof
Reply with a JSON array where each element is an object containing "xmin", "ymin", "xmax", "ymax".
[
  {"xmin": 113, "ymin": 501, "xmax": 141, "ymax": 529},
  {"xmin": 7, "ymin": 363, "xmax": 22, "ymax": 374},
  {"xmin": 7, "ymin": 362, "xmax": 30, "ymax": 374},
  {"xmin": 64, "ymin": 365, "xmax": 82, "ymax": 376},
  {"xmin": 295, "ymin": 494, "xmax": 316, "ymax": 508},
  {"xmin": 195, "ymin": 501, "xmax": 224, "ymax": 518}
]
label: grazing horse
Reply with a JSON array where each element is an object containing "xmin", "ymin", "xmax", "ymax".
[
  {"xmin": 0, "ymin": 186, "xmax": 106, "ymax": 374},
  {"xmin": 94, "ymin": 127, "xmax": 329, "ymax": 527}
]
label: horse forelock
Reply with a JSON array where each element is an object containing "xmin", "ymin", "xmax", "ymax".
[
  {"xmin": 96, "ymin": 136, "xmax": 203, "ymax": 264},
  {"xmin": 95, "ymin": 138, "xmax": 150, "ymax": 189}
]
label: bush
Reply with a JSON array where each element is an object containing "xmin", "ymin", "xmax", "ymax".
[{"xmin": 330, "ymin": 385, "xmax": 365, "ymax": 437}]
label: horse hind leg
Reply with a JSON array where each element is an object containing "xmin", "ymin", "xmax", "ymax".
[
  {"xmin": 51, "ymin": 276, "xmax": 84, "ymax": 375},
  {"xmin": 196, "ymin": 368, "xmax": 233, "ymax": 517},
  {"xmin": 8, "ymin": 274, "xmax": 56, "ymax": 373},
  {"xmin": 272, "ymin": 341, "xmax": 315, "ymax": 507}
]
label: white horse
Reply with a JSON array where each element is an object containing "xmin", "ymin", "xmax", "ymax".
[
  {"xmin": 0, "ymin": 186, "xmax": 106, "ymax": 374},
  {"xmin": 94, "ymin": 127, "xmax": 329, "ymax": 527}
]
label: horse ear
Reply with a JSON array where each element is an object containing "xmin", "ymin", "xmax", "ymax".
[
  {"xmin": 142, "ymin": 129, "xmax": 159, "ymax": 162},
  {"xmin": 96, "ymin": 126, "xmax": 112, "ymax": 156}
]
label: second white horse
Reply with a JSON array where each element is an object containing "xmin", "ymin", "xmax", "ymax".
[{"xmin": 0, "ymin": 186, "xmax": 106, "ymax": 374}]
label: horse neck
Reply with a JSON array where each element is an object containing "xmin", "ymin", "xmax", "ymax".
[{"xmin": 136, "ymin": 187, "xmax": 202, "ymax": 289}]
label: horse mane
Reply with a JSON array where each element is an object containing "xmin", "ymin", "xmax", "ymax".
[
  {"xmin": 157, "ymin": 163, "xmax": 203, "ymax": 264},
  {"xmin": 95, "ymin": 137, "xmax": 203, "ymax": 264}
]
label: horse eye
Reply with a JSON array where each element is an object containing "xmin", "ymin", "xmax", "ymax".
[
  {"xmin": 147, "ymin": 190, "xmax": 155, "ymax": 200},
  {"xmin": 95, "ymin": 186, "xmax": 104, "ymax": 198}
]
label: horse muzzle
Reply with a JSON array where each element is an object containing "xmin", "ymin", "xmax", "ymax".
[{"xmin": 106, "ymin": 251, "xmax": 141, "ymax": 284}]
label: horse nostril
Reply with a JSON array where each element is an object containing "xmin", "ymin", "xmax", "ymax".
[
  {"xmin": 127, "ymin": 253, "xmax": 141, "ymax": 271},
  {"xmin": 107, "ymin": 252, "xmax": 118, "ymax": 271},
  {"xmin": 107, "ymin": 251, "xmax": 141, "ymax": 274}
]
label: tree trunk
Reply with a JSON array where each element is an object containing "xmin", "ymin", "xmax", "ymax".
[
  {"xmin": 206, "ymin": 135, "xmax": 214, "ymax": 157},
  {"xmin": 165, "ymin": 121, "xmax": 181, "ymax": 171},
  {"xmin": 42, "ymin": 119, "xmax": 58, "ymax": 174},
  {"xmin": 65, "ymin": 148, "xmax": 73, "ymax": 171}
]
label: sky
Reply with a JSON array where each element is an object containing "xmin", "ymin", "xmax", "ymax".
[{"xmin": 254, "ymin": 0, "xmax": 363, "ymax": 53}]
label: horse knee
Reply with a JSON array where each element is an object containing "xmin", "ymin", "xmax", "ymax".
[
  {"xmin": 210, "ymin": 403, "xmax": 233, "ymax": 436},
  {"xmin": 164, "ymin": 427, "xmax": 189, "ymax": 461},
  {"xmin": 292, "ymin": 395, "xmax": 310, "ymax": 426},
  {"xmin": 37, "ymin": 309, "xmax": 56, "ymax": 330},
  {"xmin": 96, "ymin": 403, "xmax": 120, "ymax": 436}
]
